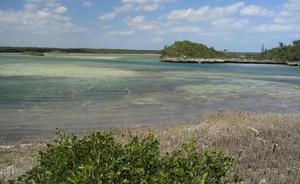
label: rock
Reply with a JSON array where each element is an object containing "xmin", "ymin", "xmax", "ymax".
[{"xmin": 161, "ymin": 57, "xmax": 300, "ymax": 67}]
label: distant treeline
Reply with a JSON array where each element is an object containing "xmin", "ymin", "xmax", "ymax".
[
  {"xmin": 261, "ymin": 40, "xmax": 300, "ymax": 61},
  {"xmin": 160, "ymin": 40, "xmax": 300, "ymax": 62},
  {"xmin": 0, "ymin": 47, "xmax": 161, "ymax": 55},
  {"xmin": 1, "ymin": 40, "xmax": 299, "ymax": 62},
  {"xmin": 227, "ymin": 40, "xmax": 300, "ymax": 61}
]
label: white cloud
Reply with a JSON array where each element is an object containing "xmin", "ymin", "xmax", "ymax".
[
  {"xmin": 166, "ymin": 2, "xmax": 245, "ymax": 22},
  {"xmin": 279, "ymin": 0, "xmax": 300, "ymax": 18},
  {"xmin": 99, "ymin": 0, "xmax": 175, "ymax": 21},
  {"xmin": 140, "ymin": 3, "xmax": 160, "ymax": 11},
  {"xmin": 124, "ymin": 15, "xmax": 206, "ymax": 35},
  {"xmin": 167, "ymin": 26, "xmax": 202, "ymax": 33},
  {"xmin": 108, "ymin": 30, "xmax": 135, "ymax": 36},
  {"xmin": 282, "ymin": 0, "xmax": 300, "ymax": 12},
  {"xmin": 240, "ymin": 5, "xmax": 274, "ymax": 17},
  {"xmin": 120, "ymin": 0, "xmax": 170, "ymax": 11},
  {"xmin": 82, "ymin": 1, "xmax": 92, "ymax": 7},
  {"xmin": 0, "ymin": 0, "xmax": 85, "ymax": 34},
  {"xmin": 252, "ymin": 24, "xmax": 294, "ymax": 32},
  {"xmin": 54, "ymin": 6, "xmax": 68, "ymax": 14},
  {"xmin": 212, "ymin": 18, "xmax": 249, "ymax": 28},
  {"xmin": 98, "ymin": 1, "xmax": 300, "ymax": 49},
  {"xmin": 252, "ymin": 0, "xmax": 300, "ymax": 33},
  {"xmin": 99, "ymin": 13, "xmax": 117, "ymax": 20},
  {"xmin": 120, "ymin": 2, "xmax": 251, "ymax": 41},
  {"xmin": 125, "ymin": 15, "xmax": 157, "ymax": 31}
]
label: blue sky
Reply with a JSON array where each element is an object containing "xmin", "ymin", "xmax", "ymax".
[{"xmin": 0, "ymin": 0, "xmax": 299, "ymax": 52}]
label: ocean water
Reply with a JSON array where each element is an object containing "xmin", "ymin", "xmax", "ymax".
[{"xmin": 0, "ymin": 53, "xmax": 300, "ymax": 141}]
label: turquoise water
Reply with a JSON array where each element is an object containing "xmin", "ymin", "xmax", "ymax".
[{"xmin": 1, "ymin": 53, "xmax": 300, "ymax": 141}]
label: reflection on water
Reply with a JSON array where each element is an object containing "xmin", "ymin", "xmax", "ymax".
[{"xmin": 0, "ymin": 53, "xmax": 300, "ymax": 141}]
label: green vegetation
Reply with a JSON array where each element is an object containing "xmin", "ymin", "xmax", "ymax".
[
  {"xmin": 0, "ymin": 47, "xmax": 160, "ymax": 55},
  {"xmin": 160, "ymin": 40, "xmax": 300, "ymax": 62},
  {"xmin": 9, "ymin": 130, "xmax": 239, "ymax": 184},
  {"xmin": 22, "ymin": 51, "xmax": 44, "ymax": 56},
  {"xmin": 261, "ymin": 40, "xmax": 300, "ymax": 61},
  {"xmin": 2, "ymin": 112, "xmax": 300, "ymax": 183},
  {"xmin": 161, "ymin": 41, "xmax": 228, "ymax": 59}
]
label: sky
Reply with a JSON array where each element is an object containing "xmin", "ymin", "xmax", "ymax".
[{"xmin": 0, "ymin": 0, "xmax": 299, "ymax": 52}]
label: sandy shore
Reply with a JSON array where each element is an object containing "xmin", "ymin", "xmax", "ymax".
[
  {"xmin": 0, "ymin": 52, "xmax": 160, "ymax": 57},
  {"xmin": 1, "ymin": 112, "xmax": 300, "ymax": 183},
  {"xmin": 47, "ymin": 53, "xmax": 160, "ymax": 56}
]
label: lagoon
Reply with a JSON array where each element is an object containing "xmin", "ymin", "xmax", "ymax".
[{"xmin": 0, "ymin": 53, "xmax": 300, "ymax": 142}]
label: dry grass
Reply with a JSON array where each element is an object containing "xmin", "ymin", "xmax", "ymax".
[
  {"xmin": 0, "ymin": 143, "xmax": 43, "ymax": 182},
  {"xmin": 1, "ymin": 112, "xmax": 300, "ymax": 183}
]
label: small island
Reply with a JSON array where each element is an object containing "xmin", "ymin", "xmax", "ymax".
[{"xmin": 160, "ymin": 40, "xmax": 300, "ymax": 66}]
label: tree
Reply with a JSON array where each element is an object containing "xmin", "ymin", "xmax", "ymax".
[
  {"xmin": 293, "ymin": 40, "xmax": 300, "ymax": 46},
  {"xmin": 261, "ymin": 44, "xmax": 265, "ymax": 53},
  {"xmin": 279, "ymin": 42, "xmax": 284, "ymax": 48}
]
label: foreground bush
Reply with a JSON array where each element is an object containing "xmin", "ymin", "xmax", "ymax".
[{"xmin": 14, "ymin": 130, "xmax": 240, "ymax": 184}]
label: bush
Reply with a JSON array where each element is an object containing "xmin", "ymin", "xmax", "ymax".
[{"xmin": 14, "ymin": 130, "xmax": 240, "ymax": 184}]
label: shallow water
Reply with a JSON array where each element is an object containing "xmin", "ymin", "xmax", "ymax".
[{"xmin": 0, "ymin": 53, "xmax": 300, "ymax": 142}]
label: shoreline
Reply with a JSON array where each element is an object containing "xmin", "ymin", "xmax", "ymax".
[
  {"xmin": 45, "ymin": 52, "xmax": 161, "ymax": 57},
  {"xmin": 0, "ymin": 52, "xmax": 161, "ymax": 57},
  {"xmin": 1, "ymin": 112, "xmax": 300, "ymax": 183},
  {"xmin": 161, "ymin": 57, "xmax": 300, "ymax": 67}
]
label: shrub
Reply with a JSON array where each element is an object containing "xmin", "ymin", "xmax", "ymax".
[{"xmin": 14, "ymin": 130, "xmax": 239, "ymax": 184}]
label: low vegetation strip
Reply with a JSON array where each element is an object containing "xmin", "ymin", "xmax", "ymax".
[
  {"xmin": 0, "ymin": 47, "xmax": 160, "ymax": 55},
  {"xmin": 22, "ymin": 51, "xmax": 44, "ymax": 56},
  {"xmin": 1, "ymin": 112, "xmax": 300, "ymax": 183}
]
